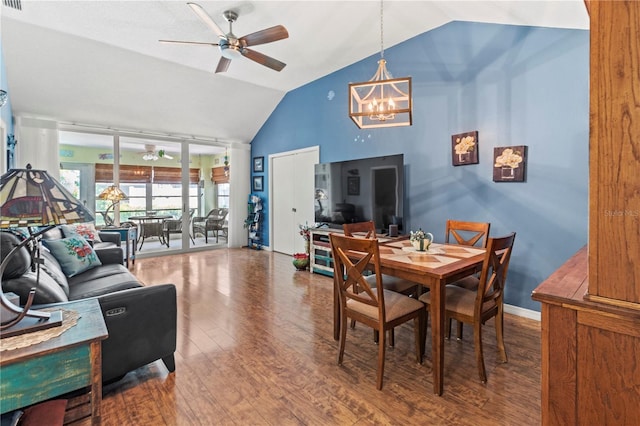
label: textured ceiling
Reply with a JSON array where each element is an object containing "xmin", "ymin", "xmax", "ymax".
[{"xmin": 1, "ymin": 1, "xmax": 589, "ymax": 146}]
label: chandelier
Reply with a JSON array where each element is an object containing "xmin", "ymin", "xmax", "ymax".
[{"xmin": 348, "ymin": 0, "xmax": 412, "ymax": 129}]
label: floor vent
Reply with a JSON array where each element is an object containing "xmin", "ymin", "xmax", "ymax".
[{"xmin": 3, "ymin": 0, "xmax": 22, "ymax": 10}]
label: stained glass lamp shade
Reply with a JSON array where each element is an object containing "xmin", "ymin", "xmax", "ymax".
[
  {"xmin": 97, "ymin": 185, "xmax": 127, "ymax": 226},
  {"xmin": 0, "ymin": 165, "xmax": 95, "ymax": 337}
]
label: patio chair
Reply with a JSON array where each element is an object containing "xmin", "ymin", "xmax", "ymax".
[
  {"xmin": 192, "ymin": 208, "xmax": 228, "ymax": 243},
  {"xmin": 163, "ymin": 209, "xmax": 196, "ymax": 247}
]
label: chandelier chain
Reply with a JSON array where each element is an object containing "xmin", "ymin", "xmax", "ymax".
[{"xmin": 380, "ymin": 0, "xmax": 384, "ymax": 59}]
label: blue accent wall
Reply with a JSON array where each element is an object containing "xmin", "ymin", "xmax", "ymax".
[{"xmin": 251, "ymin": 21, "xmax": 589, "ymax": 312}]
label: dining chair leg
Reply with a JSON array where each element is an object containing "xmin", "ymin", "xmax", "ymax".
[
  {"xmin": 495, "ymin": 308, "xmax": 508, "ymax": 363},
  {"xmin": 422, "ymin": 309, "xmax": 429, "ymax": 357},
  {"xmin": 413, "ymin": 315, "xmax": 423, "ymax": 363},
  {"xmin": 389, "ymin": 329, "xmax": 395, "ymax": 347},
  {"xmin": 377, "ymin": 327, "xmax": 386, "ymax": 390},
  {"xmin": 474, "ymin": 321, "xmax": 487, "ymax": 383},
  {"xmin": 338, "ymin": 311, "xmax": 348, "ymax": 365},
  {"xmin": 456, "ymin": 321, "xmax": 464, "ymax": 340},
  {"xmin": 445, "ymin": 318, "xmax": 452, "ymax": 340}
]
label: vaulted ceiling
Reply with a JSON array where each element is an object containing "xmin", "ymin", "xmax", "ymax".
[{"xmin": 1, "ymin": 1, "xmax": 588, "ymax": 146}]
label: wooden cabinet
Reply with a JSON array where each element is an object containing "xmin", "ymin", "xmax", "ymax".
[
  {"xmin": 532, "ymin": 248, "xmax": 640, "ymax": 424},
  {"xmin": 0, "ymin": 299, "xmax": 108, "ymax": 425},
  {"xmin": 533, "ymin": 1, "xmax": 640, "ymax": 424}
]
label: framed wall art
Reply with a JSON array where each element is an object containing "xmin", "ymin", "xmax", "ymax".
[
  {"xmin": 452, "ymin": 130, "xmax": 479, "ymax": 166},
  {"xmin": 252, "ymin": 175, "xmax": 264, "ymax": 192},
  {"xmin": 493, "ymin": 145, "xmax": 527, "ymax": 182},
  {"xmin": 253, "ymin": 156, "xmax": 264, "ymax": 173},
  {"xmin": 347, "ymin": 176, "xmax": 360, "ymax": 195}
]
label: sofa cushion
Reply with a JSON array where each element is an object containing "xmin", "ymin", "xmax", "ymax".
[
  {"xmin": 61, "ymin": 223, "xmax": 102, "ymax": 242},
  {"xmin": 68, "ymin": 266, "xmax": 142, "ymax": 300},
  {"xmin": 39, "ymin": 249, "xmax": 70, "ymax": 296},
  {"xmin": 42, "ymin": 236, "xmax": 102, "ymax": 277},
  {"xmin": 0, "ymin": 231, "xmax": 32, "ymax": 279},
  {"xmin": 2, "ymin": 266, "xmax": 70, "ymax": 304}
]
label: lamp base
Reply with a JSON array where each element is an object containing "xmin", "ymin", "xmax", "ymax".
[{"xmin": 0, "ymin": 310, "xmax": 63, "ymax": 339}]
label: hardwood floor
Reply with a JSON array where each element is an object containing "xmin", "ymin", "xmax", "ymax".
[{"xmin": 92, "ymin": 248, "xmax": 541, "ymax": 425}]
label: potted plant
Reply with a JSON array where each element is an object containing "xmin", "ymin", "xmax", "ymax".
[{"xmin": 293, "ymin": 222, "xmax": 313, "ymax": 270}]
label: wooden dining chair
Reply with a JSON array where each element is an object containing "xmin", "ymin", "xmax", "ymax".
[
  {"xmin": 343, "ymin": 221, "xmax": 420, "ymax": 346},
  {"xmin": 445, "ymin": 220, "xmax": 491, "ymax": 339},
  {"xmin": 419, "ymin": 232, "xmax": 516, "ymax": 383},
  {"xmin": 330, "ymin": 233, "xmax": 425, "ymax": 390},
  {"xmin": 343, "ymin": 221, "xmax": 419, "ymax": 297}
]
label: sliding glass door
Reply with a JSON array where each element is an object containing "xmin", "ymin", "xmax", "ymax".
[{"xmin": 58, "ymin": 130, "xmax": 228, "ymax": 257}]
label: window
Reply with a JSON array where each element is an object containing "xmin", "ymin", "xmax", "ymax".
[{"xmin": 217, "ymin": 183, "xmax": 230, "ymax": 209}]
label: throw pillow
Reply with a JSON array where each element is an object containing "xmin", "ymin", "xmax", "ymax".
[
  {"xmin": 42, "ymin": 236, "xmax": 102, "ymax": 277},
  {"xmin": 61, "ymin": 223, "xmax": 102, "ymax": 243}
]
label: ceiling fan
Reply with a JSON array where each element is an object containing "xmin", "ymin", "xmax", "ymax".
[
  {"xmin": 159, "ymin": 2, "xmax": 289, "ymax": 73},
  {"xmin": 140, "ymin": 144, "xmax": 173, "ymax": 161}
]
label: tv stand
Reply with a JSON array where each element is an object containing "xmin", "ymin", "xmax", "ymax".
[
  {"xmin": 310, "ymin": 228, "xmax": 338, "ymax": 277},
  {"xmin": 309, "ymin": 228, "xmax": 405, "ymax": 277}
]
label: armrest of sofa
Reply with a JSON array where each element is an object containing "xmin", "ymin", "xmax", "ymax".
[
  {"xmin": 96, "ymin": 284, "xmax": 177, "ymax": 382},
  {"xmin": 95, "ymin": 247, "xmax": 124, "ymax": 265},
  {"xmin": 99, "ymin": 231, "xmax": 121, "ymax": 247}
]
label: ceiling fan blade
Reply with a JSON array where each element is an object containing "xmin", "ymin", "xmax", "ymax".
[
  {"xmin": 215, "ymin": 57, "xmax": 232, "ymax": 73},
  {"xmin": 239, "ymin": 25, "xmax": 289, "ymax": 47},
  {"xmin": 241, "ymin": 49, "xmax": 286, "ymax": 72},
  {"xmin": 187, "ymin": 2, "xmax": 226, "ymax": 38},
  {"xmin": 159, "ymin": 39, "xmax": 219, "ymax": 47}
]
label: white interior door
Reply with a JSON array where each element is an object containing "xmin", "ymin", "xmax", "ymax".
[
  {"xmin": 270, "ymin": 147, "xmax": 319, "ymax": 255},
  {"xmin": 272, "ymin": 154, "xmax": 295, "ymax": 254}
]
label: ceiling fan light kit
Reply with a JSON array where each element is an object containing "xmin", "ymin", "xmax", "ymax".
[
  {"xmin": 349, "ymin": 0, "xmax": 412, "ymax": 129},
  {"xmin": 161, "ymin": 3, "xmax": 289, "ymax": 73},
  {"xmin": 141, "ymin": 144, "xmax": 173, "ymax": 161}
]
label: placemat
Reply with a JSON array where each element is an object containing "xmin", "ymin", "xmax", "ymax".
[{"xmin": 0, "ymin": 309, "xmax": 80, "ymax": 352}]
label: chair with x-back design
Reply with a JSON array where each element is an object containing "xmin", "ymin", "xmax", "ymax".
[
  {"xmin": 444, "ymin": 220, "xmax": 491, "ymax": 339},
  {"xmin": 419, "ymin": 232, "xmax": 516, "ymax": 383},
  {"xmin": 330, "ymin": 233, "xmax": 425, "ymax": 389},
  {"xmin": 343, "ymin": 221, "xmax": 420, "ymax": 346}
]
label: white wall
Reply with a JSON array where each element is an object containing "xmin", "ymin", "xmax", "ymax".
[
  {"xmin": 14, "ymin": 116, "xmax": 60, "ymax": 178},
  {"xmin": 228, "ymin": 145, "xmax": 250, "ymax": 248}
]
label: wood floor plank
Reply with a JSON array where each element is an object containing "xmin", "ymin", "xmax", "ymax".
[{"xmin": 84, "ymin": 248, "xmax": 541, "ymax": 425}]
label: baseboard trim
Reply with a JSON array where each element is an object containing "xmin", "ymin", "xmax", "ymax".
[{"xmin": 505, "ymin": 304, "xmax": 540, "ymax": 321}]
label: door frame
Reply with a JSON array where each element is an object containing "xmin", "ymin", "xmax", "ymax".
[{"xmin": 268, "ymin": 145, "xmax": 319, "ymax": 252}]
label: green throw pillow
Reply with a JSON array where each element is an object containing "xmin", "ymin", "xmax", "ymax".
[{"xmin": 42, "ymin": 236, "xmax": 102, "ymax": 277}]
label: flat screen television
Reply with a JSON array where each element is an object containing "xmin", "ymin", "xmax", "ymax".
[{"xmin": 314, "ymin": 154, "xmax": 404, "ymax": 233}]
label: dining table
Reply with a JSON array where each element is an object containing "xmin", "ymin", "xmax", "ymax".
[
  {"xmin": 332, "ymin": 238, "xmax": 486, "ymax": 395},
  {"xmin": 128, "ymin": 214, "xmax": 173, "ymax": 249}
]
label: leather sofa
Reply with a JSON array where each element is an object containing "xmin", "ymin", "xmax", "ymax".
[{"xmin": 0, "ymin": 230, "xmax": 177, "ymax": 383}]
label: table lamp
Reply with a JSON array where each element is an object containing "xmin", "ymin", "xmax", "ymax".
[
  {"xmin": 0, "ymin": 164, "xmax": 95, "ymax": 338},
  {"xmin": 97, "ymin": 184, "xmax": 127, "ymax": 227}
]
